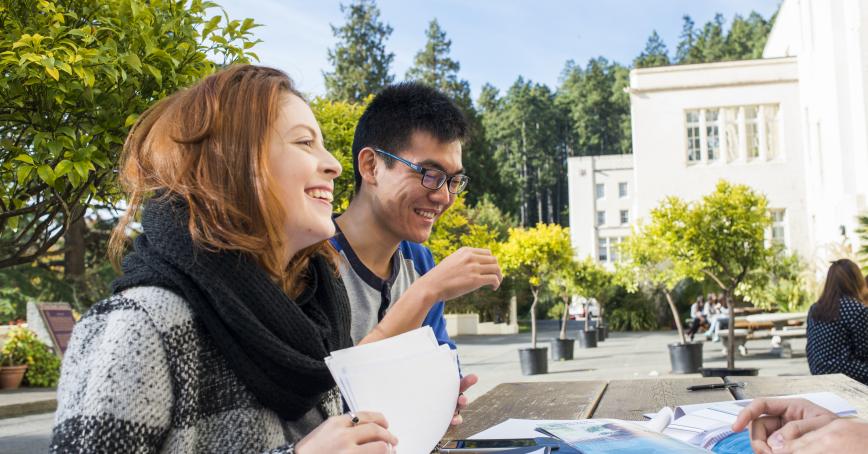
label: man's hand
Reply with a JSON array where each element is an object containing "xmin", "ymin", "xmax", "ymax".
[
  {"xmin": 731, "ymin": 398, "xmax": 837, "ymax": 454},
  {"xmin": 773, "ymin": 417, "xmax": 868, "ymax": 454},
  {"xmin": 451, "ymin": 374, "xmax": 478, "ymax": 425},
  {"xmin": 420, "ymin": 247, "xmax": 502, "ymax": 302}
]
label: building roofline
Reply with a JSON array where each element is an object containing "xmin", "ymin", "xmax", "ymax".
[{"xmin": 630, "ymin": 56, "xmax": 797, "ymax": 76}]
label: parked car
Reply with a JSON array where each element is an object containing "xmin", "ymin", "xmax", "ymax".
[{"xmin": 569, "ymin": 296, "xmax": 599, "ymax": 320}]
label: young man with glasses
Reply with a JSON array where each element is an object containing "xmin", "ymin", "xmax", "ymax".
[{"xmin": 330, "ymin": 82, "xmax": 502, "ymax": 424}]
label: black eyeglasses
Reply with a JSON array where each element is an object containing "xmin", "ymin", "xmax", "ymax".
[{"xmin": 374, "ymin": 148, "xmax": 470, "ymax": 194}]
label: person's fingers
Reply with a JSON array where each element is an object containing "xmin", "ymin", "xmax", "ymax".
[
  {"xmin": 352, "ymin": 441, "xmax": 394, "ymax": 454},
  {"xmin": 471, "ymin": 252, "xmax": 498, "ymax": 264},
  {"xmin": 352, "ymin": 411, "xmax": 390, "ymax": 429},
  {"xmin": 451, "ymin": 413, "xmax": 464, "ymax": 425},
  {"xmin": 749, "ymin": 416, "xmax": 779, "ymax": 454},
  {"xmin": 351, "ymin": 422, "xmax": 399, "ymax": 446},
  {"xmin": 459, "ymin": 374, "xmax": 479, "ymax": 393},
  {"xmin": 771, "ymin": 414, "xmax": 838, "ymax": 445},
  {"xmin": 780, "ymin": 427, "xmax": 824, "ymax": 454},
  {"xmin": 734, "ymin": 398, "xmax": 789, "ymax": 432}
]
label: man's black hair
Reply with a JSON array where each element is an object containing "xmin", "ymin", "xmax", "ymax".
[{"xmin": 351, "ymin": 82, "xmax": 468, "ymax": 192}]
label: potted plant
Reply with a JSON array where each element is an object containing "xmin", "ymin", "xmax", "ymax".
[
  {"xmin": 502, "ymin": 224, "xmax": 575, "ymax": 375},
  {"xmin": 577, "ymin": 299, "xmax": 597, "ymax": 348},
  {"xmin": 573, "ymin": 259, "xmax": 611, "ymax": 348},
  {"xmin": 549, "ymin": 262, "xmax": 580, "ymax": 361},
  {"xmin": 617, "ymin": 198, "xmax": 705, "ymax": 373},
  {"xmin": 0, "ymin": 328, "xmax": 30, "ymax": 389},
  {"xmin": 1, "ymin": 325, "xmax": 61, "ymax": 389}
]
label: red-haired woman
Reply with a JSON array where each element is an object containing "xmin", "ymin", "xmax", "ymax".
[
  {"xmin": 807, "ymin": 258, "xmax": 868, "ymax": 385},
  {"xmin": 51, "ymin": 65, "xmax": 396, "ymax": 453}
]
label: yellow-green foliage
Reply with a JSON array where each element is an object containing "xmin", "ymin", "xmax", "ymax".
[
  {"xmin": 2, "ymin": 326, "xmax": 60, "ymax": 387},
  {"xmin": 309, "ymin": 96, "xmax": 368, "ymax": 210},
  {"xmin": 500, "ymin": 223, "xmax": 574, "ymax": 289},
  {"xmin": 426, "ymin": 196, "xmax": 501, "ymax": 262}
]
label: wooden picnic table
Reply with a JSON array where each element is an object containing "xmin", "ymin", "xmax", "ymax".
[{"xmin": 444, "ymin": 374, "xmax": 868, "ymax": 441}]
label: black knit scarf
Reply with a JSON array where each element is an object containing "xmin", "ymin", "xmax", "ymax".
[{"xmin": 112, "ymin": 197, "xmax": 352, "ymax": 421}]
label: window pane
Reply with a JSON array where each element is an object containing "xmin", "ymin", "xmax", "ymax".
[
  {"xmin": 686, "ymin": 110, "xmax": 701, "ymax": 162},
  {"xmin": 765, "ymin": 104, "xmax": 779, "ymax": 160},
  {"xmin": 595, "ymin": 183, "xmax": 604, "ymax": 199},
  {"xmin": 596, "ymin": 210, "xmax": 605, "ymax": 226},
  {"xmin": 618, "ymin": 182, "xmax": 628, "ymax": 197},
  {"xmin": 724, "ymin": 107, "xmax": 739, "ymax": 162},
  {"xmin": 598, "ymin": 237, "xmax": 608, "ymax": 262},
  {"xmin": 705, "ymin": 109, "xmax": 720, "ymax": 161},
  {"xmin": 770, "ymin": 209, "xmax": 786, "ymax": 245},
  {"xmin": 620, "ymin": 210, "xmax": 629, "ymax": 225},
  {"xmin": 745, "ymin": 106, "xmax": 759, "ymax": 159},
  {"xmin": 610, "ymin": 238, "xmax": 619, "ymax": 262}
]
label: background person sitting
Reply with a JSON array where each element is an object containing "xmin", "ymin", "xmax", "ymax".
[
  {"xmin": 806, "ymin": 258, "xmax": 868, "ymax": 385},
  {"xmin": 686, "ymin": 296, "xmax": 708, "ymax": 342}
]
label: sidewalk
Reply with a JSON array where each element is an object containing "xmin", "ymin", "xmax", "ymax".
[{"xmin": 0, "ymin": 388, "xmax": 56, "ymax": 419}]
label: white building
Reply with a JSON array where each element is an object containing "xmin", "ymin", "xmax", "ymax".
[{"xmin": 568, "ymin": 0, "xmax": 868, "ymax": 267}]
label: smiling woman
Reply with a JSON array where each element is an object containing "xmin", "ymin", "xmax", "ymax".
[{"xmin": 51, "ymin": 65, "xmax": 397, "ymax": 454}]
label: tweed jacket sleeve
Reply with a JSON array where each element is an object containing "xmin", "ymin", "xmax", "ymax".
[{"xmin": 51, "ymin": 298, "xmax": 174, "ymax": 452}]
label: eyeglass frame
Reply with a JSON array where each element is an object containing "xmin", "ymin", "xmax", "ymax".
[{"xmin": 372, "ymin": 147, "xmax": 470, "ymax": 194}]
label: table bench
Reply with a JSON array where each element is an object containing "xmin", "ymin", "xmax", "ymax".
[{"xmin": 444, "ymin": 374, "xmax": 868, "ymax": 444}]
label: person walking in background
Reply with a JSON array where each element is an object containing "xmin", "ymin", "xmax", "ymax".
[
  {"xmin": 806, "ymin": 258, "xmax": 868, "ymax": 385},
  {"xmin": 687, "ymin": 296, "xmax": 707, "ymax": 342}
]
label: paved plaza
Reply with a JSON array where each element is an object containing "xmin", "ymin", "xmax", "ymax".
[{"xmin": 0, "ymin": 321, "xmax": 811, "ymax": 452}]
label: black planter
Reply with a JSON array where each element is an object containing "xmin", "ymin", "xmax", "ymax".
[
  {"xmin": 578, "ymin": 329, "xmax": 598, "ymax": 348},
  {"xmin": 602, "ymin": 324, "xmax": 609, "ymax": 339},
  {"xmin": 668, "ymin": 342, "xmax": 704, "ymax": 374},
  {"xmin": 699, "ymin": 367, "xmax": 759, "ymax": 377},
  {"xmin": 519, "ymin": 347, "xmax": 549, "ymax": 375},
  {"xmin": 550, "ymin": 338, "xmax": 575, "ymax": 361}
]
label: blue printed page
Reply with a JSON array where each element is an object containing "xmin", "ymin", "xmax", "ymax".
[{"xmin": 536, "ymin": 419, "xmax": 708, "ymax": 453}]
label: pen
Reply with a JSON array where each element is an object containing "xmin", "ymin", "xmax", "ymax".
[{"xmin": 687, "ymin": 382, "xmax": 746, "ymax": 391}]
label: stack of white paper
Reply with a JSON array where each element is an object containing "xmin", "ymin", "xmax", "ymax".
[{"xmin": 326, "ymin": 327, "xmax": 460, "ymax": 454}]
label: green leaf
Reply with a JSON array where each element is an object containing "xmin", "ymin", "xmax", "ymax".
[
  {"xmin": 16, "ymin": 166, "xmax": 32, "ymax": 185},
  {"xmin": 73, "ymin": 161, "xmax": 90, "ymax": 179},
  {"xmin": 7, "ymin": 216, "xmax": 19, "ymax": 231},
  {"xmin": 144, "ymin": 64, "xmax": 162, "ymax": 86},
  {"xmin": 124, "ymin": 113, "xmax": 139, "ymax": 127},
  {"xmin": 45, "ymin": 66, "xmax": 60, "ymax": 80},
  {"xmin": 36, "ymin": 165, "xmax": 56, "ymax": 185},
  {"xmin": 13, "ymin": 154, "xmax": 34, "ymax": 165},
  {"xmin": 123, "ymin": 53, "xmax": 142, "ymax": 73},
  {"xmin": 54, "ymin": 159, "xmax": 73, "ymax": 177}
]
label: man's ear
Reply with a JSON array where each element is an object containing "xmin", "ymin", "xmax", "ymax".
[{"xmin": 357, "ymin": 147, "xmax": 378, "ymax": 187}]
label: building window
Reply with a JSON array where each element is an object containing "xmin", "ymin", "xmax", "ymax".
[
  {"xmin": 610, "ymin": 237, "xmax": 621, "ymax": 262},
  {"xmin": 620, "ymin": 210, "xmax": 629, "ymax": 225},
  {"xmin": 705, "ymin": 109, "xmax": 720, "ymax": 161},
  {"xmin": 745, "ymin": 106, "xmax": 760, "ymax": 159},
  {"xmin": 595, "ymin": 183, "xmax": 605, "ymax": 199},
  {"xmin": 596, "ymin": 210, "xmax": 606, "ymax": 226},
  {"xmin": 724, "ymin": 107, "xmax": 740, "ymax": 162},
  {"xmin": 764, "ymin": 104, "xmax": 780, "ymax": 160},
  {"xmin": 598, "ymin": 237, "xmax": 608, "ymax": 262},
  {"xmin": 770, "ymin": 209, "xmax": 786, "ymax": 245},
  {"xmin": 618, "ymin": 182, "xmax": 628, "ymax": 198},
  {"xmin": 686, "ymin": 110, "xmax": 701, "ymax": 162}
]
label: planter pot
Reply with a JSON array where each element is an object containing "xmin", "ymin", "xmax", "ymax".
[
  {"xmin": 519, "ymin": 347, "xmax": 548, "ymax": 375},
  {"xmin": 699, "ymin": 367, "xmax": 759, "ymax": 377},
  {"xmin": 669, "ymin": 342, "xmax": 704, "ymax": 374},
  {"xmin": 0, "ymin": 365, "xmax": 28, "ymax": 389},
  {"xmin": 602, "ymin": 325, "xmax": 609, "ymax": 339},
  {"xmin": 597, "ymin": 325, "xmax": 608, "ymax": 342},
  {"xmin": 578, "ymin": 329, "xmax": 598, "ymax": 348},
  {"xmin": 550, "ymin": 338, "xmax": 575, "ymax": 361}
]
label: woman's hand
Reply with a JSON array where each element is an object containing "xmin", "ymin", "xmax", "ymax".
[
  {"xmin": 731, "ymin": 398, "xmax": 837, "ymax": 454},
  {"xmin": 295, "ymin": 411, "xmax": 398, "ymax": 454}
]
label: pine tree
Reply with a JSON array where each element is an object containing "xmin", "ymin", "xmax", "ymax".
[
  {"xmin": 695, "ymin": 13, "xmax": 727, "ymax": 62},
  {"xmin": 634, "ymin": 30, "xmax": 671, "ymax": 68},
  {"xmin": 675, "ymin": 15, "xmax": 699, "ymax": 63},
  {"xmin": 405, "ymin": 19, "xmax": 470, "ymax": 104},
  {"xmin": 323, "ymin": 0, "xmax": 394, "ymax": 102}
]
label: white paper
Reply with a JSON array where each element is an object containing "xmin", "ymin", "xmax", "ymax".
[
  {"xmin": 469, "ymin": 418, "xmax": 577, "ymax": 439},
  {"xmin": 326, "ymin": 327, "xmax": 460, "ymax": 454}
]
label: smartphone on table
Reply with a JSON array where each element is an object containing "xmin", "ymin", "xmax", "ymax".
[{"xmin": 438, "ymin": 438, "xmax": 551, "ymax": 453}]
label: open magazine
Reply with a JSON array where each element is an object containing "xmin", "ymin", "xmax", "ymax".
[{"xmin": 469, "ymin": 392, "xmax": 855, "ymax": 454}]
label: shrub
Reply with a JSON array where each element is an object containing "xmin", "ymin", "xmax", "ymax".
[{"xmin": 2, "ymin": 326, "xmax": 61, "ymax": 387}]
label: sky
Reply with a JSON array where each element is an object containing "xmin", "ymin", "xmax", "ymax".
[{"xmin": 217, "ymin": 0, "xmax": 781, "ymax": 100}]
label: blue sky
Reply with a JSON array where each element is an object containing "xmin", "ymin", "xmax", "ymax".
[{"xmin": 218, "ymin": 0, "xmax": 781, "ymax": 99}]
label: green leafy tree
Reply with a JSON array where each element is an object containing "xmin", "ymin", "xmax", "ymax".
[
  {"xmin": 404, "ymin": 19, "xmax": 502, "ymax": 207},
  {"xmin": 0, "ymin": 0, "xmax": 259, "ymax": 272},
  {"xmin": 737, "ymin": 246, "xmax": 810, "ymax": 313},
  {"xmin": 572, "ymin": 258, "xmax": 612, "ymax": 331},
  {"xmin": 617, "ymin": 198, "xmax": 704, "ymax": 344},
  {"xmin": 725, "ymin": 13, "xmax": 773, "ymax": 60},
  {"xmin": 501, "ymin": 223, "xmax": 574, "ymax": 349},
  {"xmin": 309, "ymin": 97, "xmax": 367, "ymax": 210},
  {"xmin": 634, "ymin": 30, "xmax": 671, "ymax": 68},
  {"xmin": 684, "ymin": 181, "xmax": 773, "ymax": 368},
  {"xmin": 324, "ymin": 0, "xmax": 394, "ymax": 102},
  {"xmin": 547, "ymin": 259, "xmax": 580, "ymax": 340}
]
